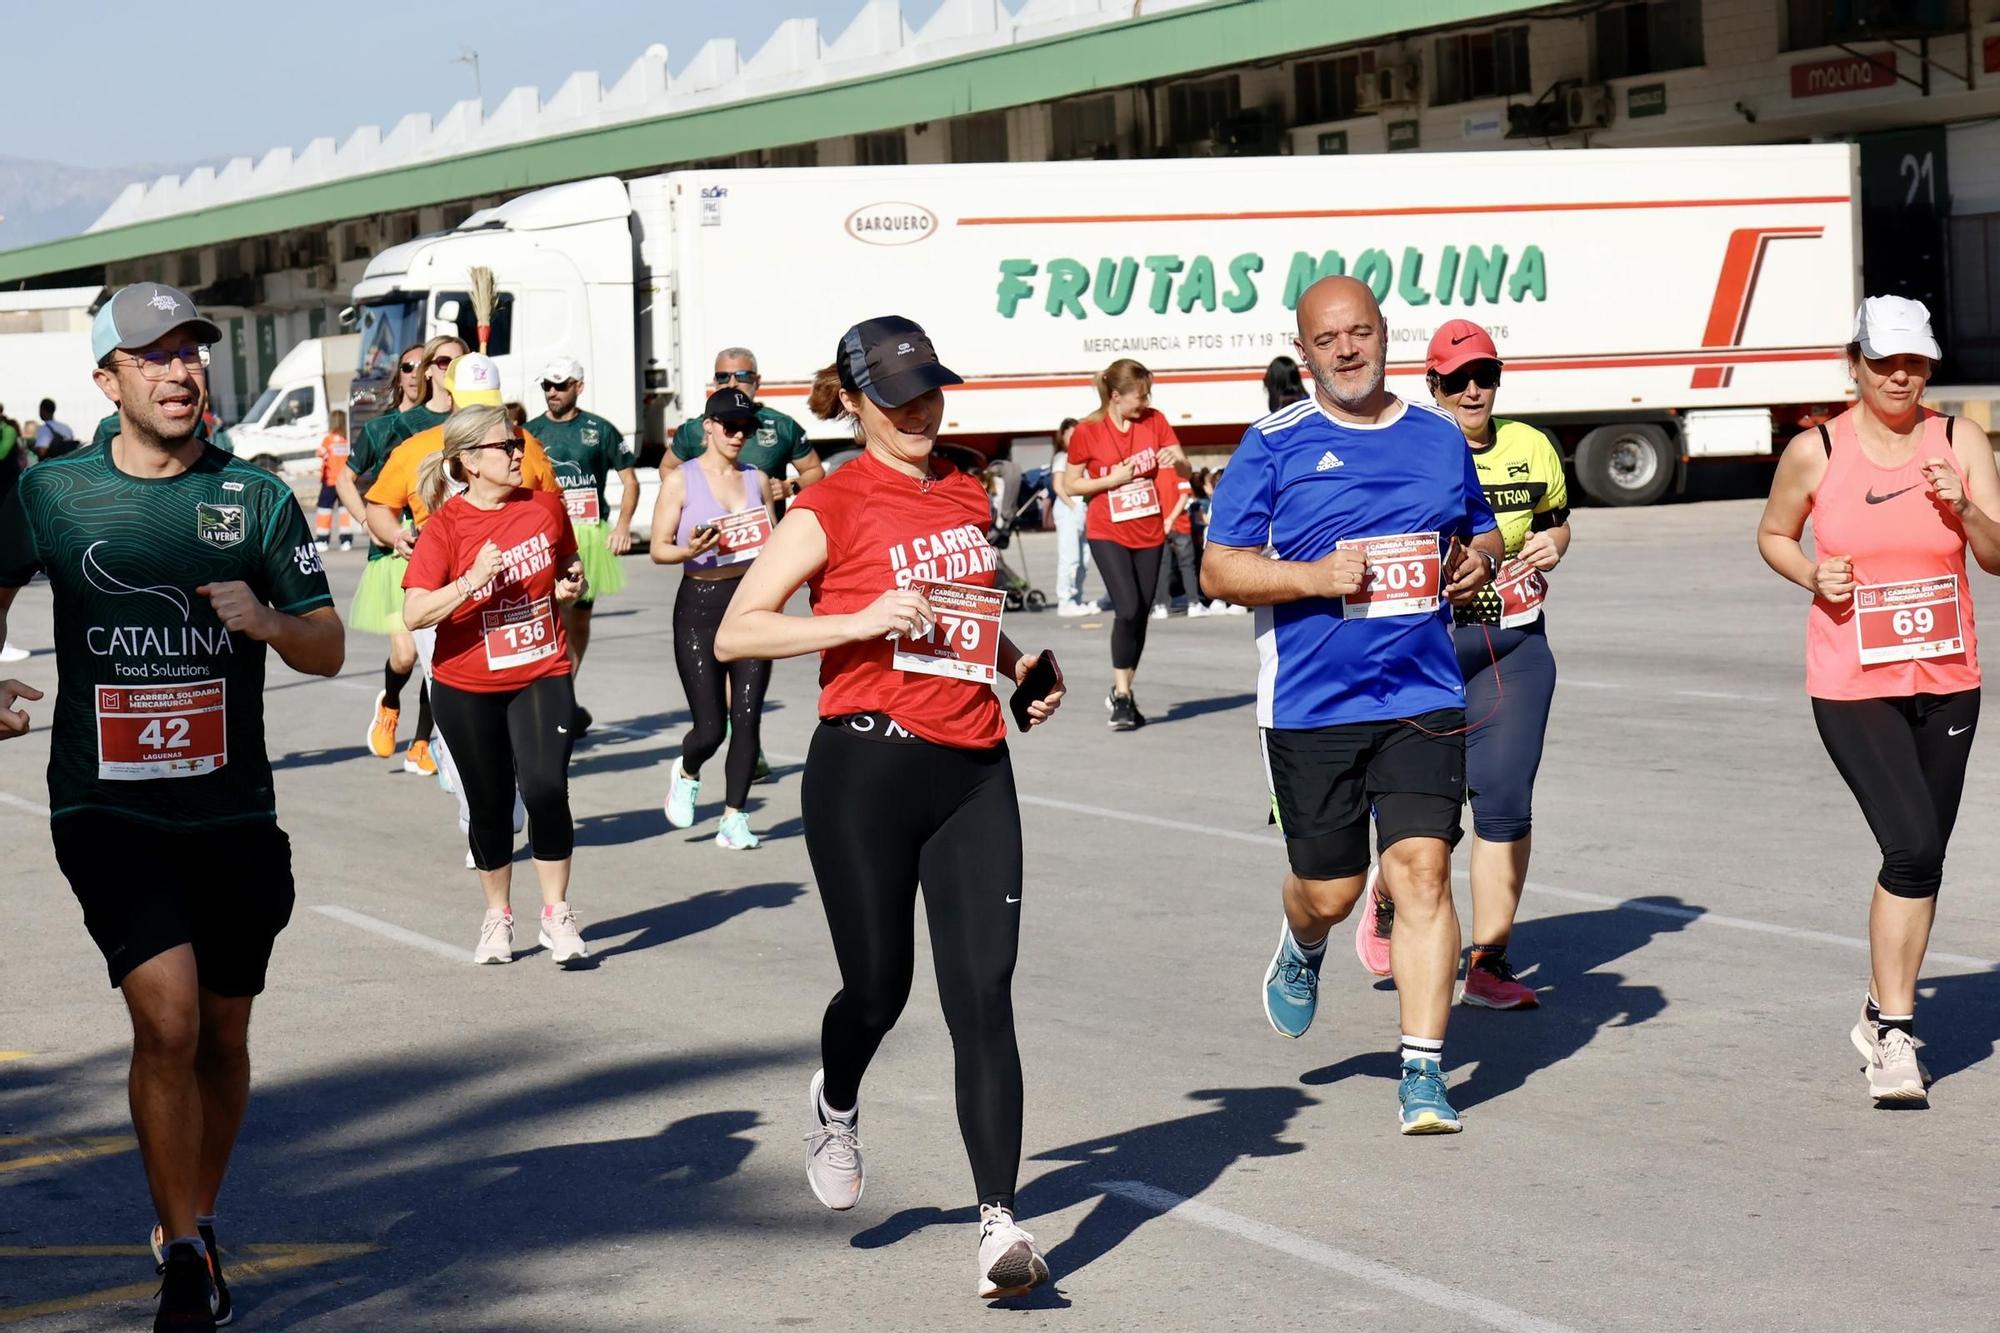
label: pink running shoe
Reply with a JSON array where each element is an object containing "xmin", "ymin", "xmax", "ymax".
[
  {"xmin": 1461, "ymin": 954, "xmax": 1540, "ymax": 1009},
  {"xmin": 1353, "ymin": 865, "xmax": 1393, "ymax": 977}
]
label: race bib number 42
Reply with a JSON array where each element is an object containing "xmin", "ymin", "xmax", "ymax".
[
  {"xmin": 562, "ymin": 487, "xmax": 601, "ymax": 524},
  {"xmin": 1338, "ymin": 532, "xmax": 1442, "ymax": 619},
  {"xmin": 482, "ymin": 595, "xmax": 561, "ymax": 671},
  {"xmin": 96, "ymin": 681, "xmax": 227, "ymax": 780},
  {"xmin": 893, "ymin": 580, "xmax": 1006, "ymax": 684},
  {"xmin": 1855, "ymin": 575, "xmax": 1964, "ymax": 665},
  {"xmin": 713, "ymin": 507, "xmax": 774, "ymax": 565}
]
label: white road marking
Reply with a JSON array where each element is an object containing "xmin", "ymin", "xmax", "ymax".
[
  {"xmin": 0, "ymin": 792, "xmax": 49, "ymax": 817},
  {"xmin": 998, "ymin": 790, "xmax": 1999, "ymax": 971},
  {"xmin": 1097, "ymin": 1180, "xmax": 1582, "ymax": 1333},
  {"xmin": 1558, "ymin": 679, "xmax": 1624, "ymax": 690},
  {"xmin": 1672, "ymin": 689, "xmax": 1774, "ymax": 702},
  {"xmin": 310, "ymin": 905, "xmax": 467, "ymax": 963}
]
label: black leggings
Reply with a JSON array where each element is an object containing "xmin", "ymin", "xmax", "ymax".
[
  {"xmin": 1455, "ymin": 620, "xmax": 1558, "ymax": 843},
  {"xmin": 1813, "ymin": 690, "xmax": 1979, "ymax": 899},
  {"xmin": 430, "ymin": 675, "xmax": 577, "ymax": 871},
  {"xmin": 673, "ymin": 574, "xmax": 772, "ymax": 809},
  {"xmin": 802, "ymin": 718, "xmax": 1024, "ymax": 1210},
  {"xmin": 1088, "ymin": 538, "xmax": 1164, "ymax": 672}
]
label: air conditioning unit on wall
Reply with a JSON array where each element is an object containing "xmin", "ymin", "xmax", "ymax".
[
  {"xmin": 1565, "ymin": 84, "xmax": 1613, "ymax": 130},
  {"xmin": 1356, "ymin": 61, "xmax": 1420, "ymax": 112}
]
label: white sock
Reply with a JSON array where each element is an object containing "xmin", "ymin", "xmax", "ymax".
[
  {"xmin": 1400, "ymin": 1035, "xmax": 1444, "ymax": 1066},
  {"xmin": 818, "ymin": 1090, "xmax": 857, "ymax": 1127},
  {"xmin": 1290, "ymin": 929, "xmax": 1327, "ymax": 959}
]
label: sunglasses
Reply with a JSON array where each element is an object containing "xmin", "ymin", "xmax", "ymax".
[
  {"xmin": 474, "ymin": 437, "xmax": 527, "ymax": 456},
  {"xmin": 429, "ymin": 355, "xmax": 457, "ymax": 370},
  {"xmin": 398, "ymin": 360, "xmax": 420, "ymax": 375},
  {"xmin": 540, "ymin": 380, "xmax": 575, "ymax": 392},
  {"xmin": 713, "ymin": 370, "xmax": 757, "ymax": 384},
  {"xmin": 1436, "ymin": 363, "xmax": 1502, "ymax": 395},
  {"xmin": 709, "ymin": 418, "xmax": 754, "ymax": 436}
]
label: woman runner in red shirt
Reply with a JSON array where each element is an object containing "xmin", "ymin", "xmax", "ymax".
[
  {"xmin": 717, "ymin": 317, "xmax": 1064, "ymax": 1301},
  {"xmin": 1062, "ymin": 358, "xmax": 1189, "ymax": 730},
  {"xmin": 1758, "ymin": 296, "xmax": 2000, "ymax": 1105},
  {"xmin": 403, "ymin": 405, "xmax": 592, "ymax": 969}
]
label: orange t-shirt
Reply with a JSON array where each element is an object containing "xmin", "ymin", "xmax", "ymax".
[
  {"xmin": 365, "ymin": 424, "xmax": 559, "ymax": 528},
  {"xmin": 317, "ymin": 432, "xmax": 349, "ymax": 488}
]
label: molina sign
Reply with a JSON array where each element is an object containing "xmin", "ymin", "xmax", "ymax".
[{"xmin": 1791, "ymin": 53, "xmax": 1897, "ymax": 98}]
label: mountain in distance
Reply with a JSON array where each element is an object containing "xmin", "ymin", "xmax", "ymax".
[{"xmin": 0, "ymin": 156, "xmax": 223, "ymax": 253}]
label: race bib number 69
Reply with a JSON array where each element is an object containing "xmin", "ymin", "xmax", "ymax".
[
  {"xmin": 1338, "ymin": 532, "xmax": 1442, "ymax": 619},
  {"xmin": 892, "ymin": 580, "xmax": 1006, "ymax": 683},
  {"xmin": 1855, "ymin": 575, "xmax": 1964, "ymax": 665}
]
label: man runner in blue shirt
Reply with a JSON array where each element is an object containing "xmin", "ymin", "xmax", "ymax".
[{"xmin": 1203, "ymin": 275, "xmax": 1502, "ymax": 1135}]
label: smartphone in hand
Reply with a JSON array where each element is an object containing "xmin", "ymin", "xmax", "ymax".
[{"xmin": 1010, "ymin": 651, "xmax": 1059, "ymax": 732}]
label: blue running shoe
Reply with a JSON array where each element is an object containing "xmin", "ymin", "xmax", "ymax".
[
  {"xmin": 1397, "ymin": 1058, "xmax": 1463, "ymax": 1135},
  {"xmin": 1261, "ymin": 922, "xmax": 1322, "ymax": 1038}
]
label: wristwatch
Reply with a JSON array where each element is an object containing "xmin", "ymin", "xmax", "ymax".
[{"xmin": 1476, "ymin": 549, "xmax": 1499, "ymax": 580}]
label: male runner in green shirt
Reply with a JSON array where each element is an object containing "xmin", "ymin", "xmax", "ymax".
[
  {"xmin": 667, "ymin": 345, "xmax": 824, "ymax": 505},
  {"xmin": 528, "ymin": 356, "xmax": 637, "ymax": 711},
  {"xmin": 0, "ymin": 282, "xmax": 344, "ymax": 1332}
]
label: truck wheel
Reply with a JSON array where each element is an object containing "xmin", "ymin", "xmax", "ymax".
[{"xmin": 1574, "ymin": 424, "xmax": 1676, "ymax": 507}]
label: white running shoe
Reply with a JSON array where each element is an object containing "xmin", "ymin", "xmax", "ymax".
[
  {"xmin": 464, "ymin": 848, "xmax": 476, "ymax": 870},
  {"xmin": 804, "ymin": 1069, "xmax": 865, "ymax": 1211},
  {"xmin": 474, "ymin": 908, "xmax": 513, "ymax": 964},
  {"xmin": 538, "ymin": 905, "xmax": 589, "ymax": 967},
  {"xmin": 976, "ymin": 1204, "xmax": 1050, "ymax": 1300},
  {"xmin": 1056, "ymin": 601, "xmax": 1092, "ymax": 618},
  {"xmin": 1149, "ymin": 604, "xmax": 1170, "ymax": 620},
  {"xmin": 1223, "ymin": 602, "xmax": 1248, "ymax": 616},
  {"xmin": 1185, "ymin": 601, "xmax": 1210, "ymax": 618},
  {"xmin": 0, "ymin": 641, "xmax": 28, "ymax": 663}
]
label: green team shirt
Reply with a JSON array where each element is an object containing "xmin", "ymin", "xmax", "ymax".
[
  {"xmin": 0, "ymin": 446, "xmax": 333, "ymax": 828},
  {"xmin": 347, "ymin": 406, "xmax": 444, "ymax": 561},
  {"xmin": 526, "ymin": 410, "xmax": 633, "ymax": 521},
  {"xmin": 670, "ymin": 404, "xmax": 812, "ymax": 475}
]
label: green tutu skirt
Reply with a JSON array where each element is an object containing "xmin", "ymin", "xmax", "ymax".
[
  {"xmin": 573, "ymin": 521, "xmax": 626, "ymax": 601},
  {"xmin": 349, "ymin": 554, "xmax": 411, "ymax": 634}
]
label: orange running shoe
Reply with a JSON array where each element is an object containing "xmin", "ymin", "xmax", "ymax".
[
  {"xmin": 367, "ymin": 690, "xmax": 400, "ymax": 758},
  {"xmin": 404, "ymin": 738, "xmax": 438, "ymax": 776}
]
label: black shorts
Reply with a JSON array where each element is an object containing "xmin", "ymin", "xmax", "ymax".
[
  {"xmin": 51, "ymin": 815, "xmax": 296, "ymax": 995},
  {"xmin": 1262, "ymin": 710, "xmax": 1466, "ymax": 879}
]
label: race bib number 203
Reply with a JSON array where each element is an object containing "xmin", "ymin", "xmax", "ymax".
[{"xmin": 1338, "ymin": 532, "xmax": 1441, "ymax": 620}]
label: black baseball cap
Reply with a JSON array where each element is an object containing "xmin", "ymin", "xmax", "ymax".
[
  {"xmin": 704, "ymin": 387, "xmax": 760, "ymax": 426},
  {"xmin": 836, "ymin": 315, "xmax": 963, "ymax": 409}
]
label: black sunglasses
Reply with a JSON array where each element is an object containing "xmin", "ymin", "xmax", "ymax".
[
  {"xmin": 398, "ymin": 360, "xmax": 420, "ymax": 374},
  {"xmin": 429, "ymin": 355, "xmax": 457, "ymax": 370},
  {"xmin": 475, "ymin": 437, "xmax": 527, "ymax": 456},
  {"xmin": 708, "ymin": 417, "xmax": 754, "ymax": 436},
  {"xmin": 713, "ymin": 370, "xmax": 757, "ymax": 384},
  {"xmin": 1436, "ymin": 363, "xmax": 1502, "ymax": 395},
  {"xmin": 540, "ymin": 380, "xmax": 575, "ymax": 392}
]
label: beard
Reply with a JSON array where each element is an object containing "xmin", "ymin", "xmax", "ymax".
[
  {"xmin": 1309, "ymin": 356, "xmax": 1385, "ymax": 412},
  {"xmin": 126, "ymin": 394, "xmax": 202, "ymax": 446}
]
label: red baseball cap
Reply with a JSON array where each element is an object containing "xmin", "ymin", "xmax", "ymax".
[{"xmin": 1426, "ymin": 319, "xmax": 1501, "ymax": 375}]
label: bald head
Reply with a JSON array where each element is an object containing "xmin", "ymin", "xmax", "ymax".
[{"xmin": 1293, "ymin": 276, "xmax": 1390, "ymax": 419}]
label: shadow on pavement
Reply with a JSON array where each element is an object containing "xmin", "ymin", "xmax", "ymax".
[
  {"xmin": 1298, "ymin": 894, "xmax": 1704, "ymax": 1113},
  {"xmin": 1152, "ymin": 691, "xmax": 1257, "ymax": 725},
  {"xmin": 1913, "ymin": 966, "xmax": 2000, "ymax": 1085},
  {"xmin": 586, "ymin": 881, "xmax": 805, "ymax": 961},
  {"xmin": 270, "ymin": 743, "xmax": 378, "ymax": 772},
  {"xmin": 848, "ymin": 1085, "xmax": 1314, "ymax": 1304}
]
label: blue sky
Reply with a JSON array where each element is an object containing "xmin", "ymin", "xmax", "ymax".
[{"xmin": 7, "ymin": 0, "xmax": 953, "ymax": 169}]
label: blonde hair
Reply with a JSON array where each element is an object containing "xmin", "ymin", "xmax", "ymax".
[
  {"xmin": 416, "ymin": 404, "xmax": 509, "ymax": 516},
  {"xmin": 1086, "ymin": 358, "xmax": 1151, "ymax": 424}
]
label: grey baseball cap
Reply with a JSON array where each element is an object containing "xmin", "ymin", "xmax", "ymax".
[{"xmin": 91, "ymin": 282, "xmax": 223, "ymax": 364}]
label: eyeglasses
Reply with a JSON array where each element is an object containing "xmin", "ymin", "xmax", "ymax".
[
  {"xmin": 709, "ymin": 418, "xmax": 753, "ymax": 437},
  {"xmin": 474, "ymin": 437, "xmax": 527, "ymax": 456},
  {"xmin": 429, "ymin": 355, "xmax": 457, "ymax": 371},
  {"xmin": 1436, "ymin": 363, "xmax": 1502, "ymax": 395},
  {"xmin": 398, "ymin": 360, "xmax": 420, "ymax": 374},
  {"xmin": 114, "ymin": 344, "xmax": 210, "ymax": 380},
  {"xmin": 713, "ymin": 370, "xmax": 757, "ymax": 384},
  {"xmin": 540, "ymin": 380, "xmax": 575, "ymax": 392}
]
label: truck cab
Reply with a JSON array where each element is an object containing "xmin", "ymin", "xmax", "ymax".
[{"xmin": 226, "ymin": 333, "xmax": 357, "ymax": 479}]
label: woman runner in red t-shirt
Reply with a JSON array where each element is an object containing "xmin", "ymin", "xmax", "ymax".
[
  {"xmin": 1758, "ymin": 296, "xmax": 2000, "ymax": 1105},
  {"xmin": 402, "ymin": 405, "xmax": 592, "ymax": 969},
  {"xmin": 716, "ymin": 316, "xmax": 1063, "ymax": 1301},
  {"xmin": 1062, "ymin": 358, "xmax": 1190, "ymax": 730}
]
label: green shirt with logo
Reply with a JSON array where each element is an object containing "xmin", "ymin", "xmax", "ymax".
[
  {"xmin": 671, "ymin": 404, "xmax": 813, "ymax": 476},
  {"xmin": 348, "ymin": 406, "xmax": 445, "ymax": 561},
  {"xmin": 526, "ymin": 410, "xmax": 634, "ymax": 520},
  {"xmin": 0, "ymin": 445, "xmax": 333, "ymax": 828}
]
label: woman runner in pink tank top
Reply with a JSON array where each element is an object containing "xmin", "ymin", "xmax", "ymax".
[{"xmin": 1758, "ymin": 296, "xmax": 2000, "ymax": 1106}]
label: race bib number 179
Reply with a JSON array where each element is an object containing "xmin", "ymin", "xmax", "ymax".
[{"xmin": 892, "ymin": 580, "xmax": 1006, "ymax": 684}]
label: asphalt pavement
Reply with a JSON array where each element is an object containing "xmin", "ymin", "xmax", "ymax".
[{"xmin": 4, "ymin": 498, "xmax": 2000, "ymax": 1331}]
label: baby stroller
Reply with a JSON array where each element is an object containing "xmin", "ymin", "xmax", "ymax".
[{"xmin": 935, "ymin": 442, "xmax": 1048, "ymax": 612}]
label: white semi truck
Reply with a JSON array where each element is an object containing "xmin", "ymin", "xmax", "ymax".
[
  {"xmin": 348, "ymin": 145, "xmax": 1862, "ymax": 505},
  {"xmin": 225, "ymin": 334, "xmax": 358, "ymax": 480}
]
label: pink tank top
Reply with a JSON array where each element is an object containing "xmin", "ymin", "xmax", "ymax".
[{"xmin": 1805, "ymin": 408, "xmax": 1980, "ymax": 700}]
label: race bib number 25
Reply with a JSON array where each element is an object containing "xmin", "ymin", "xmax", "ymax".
[
  {"xmin": 1338, "ymin": 532, "xmax": 1441, "ymax": 619},
  {"xmin": 893, "ymin": 580, "xmax": 1006, "ymax": 684}
]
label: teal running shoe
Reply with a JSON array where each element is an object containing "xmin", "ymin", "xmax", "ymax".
[
  {"xmin": 716, "ymin": 809, "xmax": 761, "ymax": 851},
  {"xmin": 1261, "ymin": 921, "xmax": 1322, "ymax": 1038},
  {"xmin": 1397, "ymin": 1058, "xmax": 1463, "ymax": 1135},
  {"xmin": 664, "ymin": 761, "xmax": 700, "ymax": 829}
]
